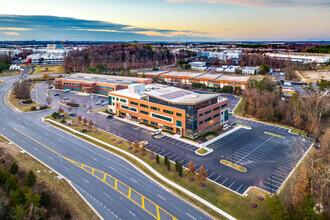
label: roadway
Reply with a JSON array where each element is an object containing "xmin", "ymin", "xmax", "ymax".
[{"xmin": 0, "ymin": 77, "xmax": 212, "ymax": 220}]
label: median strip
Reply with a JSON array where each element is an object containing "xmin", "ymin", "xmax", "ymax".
[
  {"xmin": 220, "ymin": 160, "xmax": 247, "ymax": 173},
  {"xmin": 264, "ymin": 132, "xmax": 285, "ymax": 139}
]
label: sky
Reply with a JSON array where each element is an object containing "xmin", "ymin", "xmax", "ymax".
[{"xmin": 0, "ymin": 0, "xmax": 329, "ymax": 41}]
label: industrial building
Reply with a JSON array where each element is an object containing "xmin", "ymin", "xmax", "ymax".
[
  {"xmin": 156, "ymin": 71, "xmax": 250, "ymax": 89},
  {"xmin": 266, "ymin": 52, "xmax": 330, "ymax": 64},
  {"xmin": 55, "ymin": 73, "xmax": 152, "ymax": 95},
  {"xmin": 108, "ymin": 84, "xmax": 229, "ymax": 138}
]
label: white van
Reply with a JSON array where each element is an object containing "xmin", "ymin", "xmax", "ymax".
[
  {"xmin": 152, "ymin": 129, "xmax": 162, "ymax": 136},
  {"xmin": 283, "ymin": 81, "xmax": 292, "ymax": 86}
]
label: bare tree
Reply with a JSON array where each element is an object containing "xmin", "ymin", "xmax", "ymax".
[{"xmin": 46, "ymin": 96, "xmax": 53, "ymax": 107}]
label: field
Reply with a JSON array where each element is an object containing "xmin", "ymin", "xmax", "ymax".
[
  {"xmin": 48, "ymin": 116, "xmax": 272, "ymax": 220},
  {"xmin": 32, "ymin": 65, "xmax": 64, "ymax": 75},
  {"xmin": 299, "ymin": 69, "xmax": 330, "ymax": 82},
  {"xmin": 0, "ymin": 70, "xmax": 21, "ymax": 76}
]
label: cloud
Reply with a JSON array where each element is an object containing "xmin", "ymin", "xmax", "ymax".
[
  {"xmin": 4, "ymin": 32, "xmax": 19, "ymax": 35},
  {"xmin": 0, "ymin": 15, "xmax": 213, "ymax": 41},
  {"xmin": 166, "ymin": 0, "xmax": 330, "ymax": 7},
  {"xmin": 0, "ymin": 27, "xmax": 32, "ymax": 31}
]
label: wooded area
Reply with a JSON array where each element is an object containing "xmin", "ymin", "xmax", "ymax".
[{"xmin": 63, "ymin": 43, "xmax": 175, "ymax": 74}]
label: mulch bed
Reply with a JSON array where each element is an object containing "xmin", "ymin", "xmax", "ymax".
[
  {"xmin": 149, "ymin": 155, "xmax": 155, "ymax": 160},
  {"xmin": 250, "ymin": 203, "xmax": 258, "ymax": 208},
  {"xmin": 257, "ymin": 196, "xmax": 264, "ymax": 201},
  {"xmin": 105, "ymin": 135, "xmax": 110, "ymax": 138},
  {"xmin": 133, "ymin": 150, "xmax": 139, "ymax": 153},
  {"xmin": 88, "ymin": 130, "xmax": 93, "ymax": 132},
  {"xmin": 97, "ymin": 132, "xmax": 102, "ymax": 135},
  {"xmin": 188, "ymin": 177, "xmax": 195, "ymax": 182},
  {"xmin": 111, "ymin": 138, "xmax": 116, "ymax": 141},
  {"xmin": 199, "ymin": 182, "xmax": 206, "ymax": 188},
  {"xmin": 128, "ymin": 147, "xmax": 133, "ymax": 150},
  {"xmin": 141, "ymin": 153, "xmax": 146, "ymax": 157},
  {"xmin": 116, "ymin": 141, "xmax": 122, "ymax": 144}
]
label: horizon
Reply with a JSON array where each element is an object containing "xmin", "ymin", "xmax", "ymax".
[{"xmin": 0, "ymin": 0, "xmax": 330, "ymax": 41}]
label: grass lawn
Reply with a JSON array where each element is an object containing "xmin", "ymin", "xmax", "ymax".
[
  {"xmin": 0, "ymin": 136, "xmax": 98, "ymax": 220},
  {"xmin": 0, "ymin": 70, "xmax": 21, "ymax": 76},
  {"xmin": 49, "ymin": 117, "xmax": 271, "ymax": 220},
  {"xmin": 196, "ymin": 148, "xmax": 208, "ymax": 154},
  {"xmin": 0, "ymin": 80, "xmax": 3, "ymax": 84},
  {"xmin": 32, "ymin": 65, "xmax": 64, "ymax": 75},
  {"xmin": 8, "ymin": 90, "xmax": 43, "ymax": 112}
]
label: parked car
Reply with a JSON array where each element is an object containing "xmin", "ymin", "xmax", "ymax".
[
  {"xmin": 63, "ymin": 97, "xmax": 69, "ymax": 100},
  {"xmin": 53, "ymin": 93, "xmax": 59, "ymax": 96},
  {"xmin": 48, "ymin": 86, "xmax": 53, "ymax": 89},
  {"xmin": 223, "ymin": 124, "xmax": 229, "ymax": 130},
  {"xmin": 106, "ymin": 115, "xmax": 113, "ymax": 120},
  {"xmin": 68, "ymin": 112, "xmax": 76, "ymax": 117},
  {"xmin": 101, "ymin": 101, "xmax": 109, "ymax": 106},
  {"xmin": 64, "ymin": 89, "xmax": 70, "ymax": 93},
  {"xmin": 96, "ymin": 101, "xmax": 102, "ymax": 105},
  {"xmin": 284, "ymin": 81, "xmax": 292, "ymax": 86},
  {"xmin": 152, "ymin": 129, "xmax": 162, "ymax": 136}
]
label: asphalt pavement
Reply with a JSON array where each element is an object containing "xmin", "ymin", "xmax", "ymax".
[{"xmin": 0, "ymin": 77, "xmax": 213, "ymax": 220}]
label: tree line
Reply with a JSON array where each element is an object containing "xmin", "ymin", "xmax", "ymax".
[
  {"xmin": 63, "ymin": 43, "xmax": 175, "ymax": 74},
  {"xmin": 240, "ymin": 76, "xmax": 330, "ymax": 138}
]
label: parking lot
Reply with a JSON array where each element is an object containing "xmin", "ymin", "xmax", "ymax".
[{"xmin": 34, "ymin": 84, "xmax": 313, "ymax": 195}]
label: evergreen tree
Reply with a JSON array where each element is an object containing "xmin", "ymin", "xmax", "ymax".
[
  {"xmin": 164, "ymin": 155, "xmax": 168, "ymax": 166},
  {"xmin": 167, "ymin": 162, "xmax": 171, "ymax": 171},
  {"xmin": 10, "ymin": 162, "xmax": 19, "ymax": 175},
  {"xmin": 175, "ymin": 160, "xmax": 179, "ymax": 172},
  {"xmin": 156, "ymin": 154, "xmax": 160, "ymax": 164},
  {"xmin": 24, "ymin": 170, "xmax": 36, "ymax": 188}
]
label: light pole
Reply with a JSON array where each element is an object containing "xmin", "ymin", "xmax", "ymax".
[{"xmin": 270, "ymin": 174, "xmax": 273, "ymax": 194}]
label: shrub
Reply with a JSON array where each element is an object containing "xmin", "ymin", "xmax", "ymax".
[
  {"xmin": 52, "ymin": 112, "xmax": 60, "ymax": 119},
  {"xmin": 66, "ymin": 102, "xmax": 79, "ymax": 107},
  {"xmin": 30, "ymin": 106, "xmax": 36, "ymax": 111},
  {"xmin": 24, "ymin": 170, "xmax": 36, "ymax": 188},
  {"xmin": 22, "ymin": 99, "xmax": 33, "ymax": 104},
  {"xmin": 60, "ymin": 119, "xmax": 66, "ymax": 123},
  {"xmin": 40, "ymin": 191, "xmax": 51, "ymax": 207},
  {"xmin": 156, "ymin": 154, "xmax": 160, "ymax": 164},
  {"xmin": 81, "ymin": 128, "xmax": 87, "ymax": 133},
  {"xmin": 40, "ymin": 105, "xmax": 48, "ymax": 110},
  {"xmin": 10, "ymin": 162, "xmax": 19, "ymax": 175}
]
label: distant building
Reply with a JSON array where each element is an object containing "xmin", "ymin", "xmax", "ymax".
[
  {"xmin": 266, "ymin": 52, "xmax": 330, "ymax": 64},
  {"xmin": 224, "ymin": 66, "xmax": 241, "ymax": 73},
  {"xmin": 108, "ymin": 84, "xmax": 229, "ymax": 138},
  {"xmin": 9, "ymin": 64, "xmax": 22, "ymax": 71},
  {"xmin": 196, "ymin": 50, "xmax": 242, "ymax": 61},
  {"xmin": 189, "ymin": 61, "xmax": 207, "ymax": 71},
  {"xmin": 137, "ymin": 71, "xmax": 170, "ymax": 79},
  {"xmin": 47, "ymin": 44, "xmax": 63, "ymax": 50},
  {"xmin": 242, "ymin": 66, "xmax": 259, "ymax": 75}
]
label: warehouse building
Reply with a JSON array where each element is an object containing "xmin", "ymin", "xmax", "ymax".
[
  {"xmin": 108, "ymin": 84, "xmax": 229, "ymax": 138},
  {"xmin": 55, "ymin": 73, "xmax": 152, "ymax": 95}
]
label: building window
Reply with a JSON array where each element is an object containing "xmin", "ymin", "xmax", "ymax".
[
  {"xmin": 199, "ymin": 113, "xmax": 203, "ymax": 117},
  {"xmin": 142, "ymin": 119, "xmax": 149, "ymax": 123},
  {"xmin": 164, "ymin": 126, "xmax": 173, "ymax": 131},
  {"xmin": 140, "ymin": 103, "xmax": 148, "ymax": 108},
  {"xmin": 204, "ymin": 110, "xmax": 212, "ymax": 115},
  {"xmin": 120, "ymin": 98, "xmax": 127, "ymax": 103},
  {"xmin": 130, "ymin": 101, "xmax": 138, "ymax": 106},
  {"xmin": 214, "ymin": 122, "xmax": 220, "ymax": 127},
  {"xmin": 213, "ymin": 106, "xmax": 220, "ymax": 111},
  {"xmin": 176, "ymin": 113, "xmax": 182, "ymax": 117},
  {"xmin": 150, "ymin": 121, "xmax": 158, "ymax": 126},
  {"xmin": 221, "ymin": 103, "xmax": 227, "ymax": 108},
  {"xmin": 176, "ymin": 120, "xmax": 182, "ymax": 127},
  {"xmin": 163, "ymin": 109, "xmax": 173, "ymax": 115},
  {"xmin": 224, "ymin": 109, "xmax": 229, "ymax": 121},
  {"xmin": 150, "ymin": 106, "xmax": 160, "ymax": 111},
  {"xmin": 199, "ymin": 121, "xmax": 203, "ymax": 125},
  {"xmin": 205, "ymin": 126, "xmax": 212, "ymax": 131},
  {"xmin": 213, "ymin": 113, "xmax": 220, "ymax": 119},
  {"xmin": 151, "ymin": 113, "xmax": 172, "ymax": 122},
  {"xmin": 204, "ymin": 117, "xmax": 212, "ymax": 123},
  {"xmin": 140, "ymin": 110, "xmax": 149, "ymax": 115},
  {"xmin": 121, "ymin": 105, "xmax": 137, "ymax": 112}
]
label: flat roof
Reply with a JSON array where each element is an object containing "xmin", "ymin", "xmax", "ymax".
[
  {"xmin": 162, "ymin": 71, "xmax": 205, "ymax": 78},
  {"xmin": 197, "ymin": 73, "xmax": 222, "ymax": 79},
  {"xmin": 73, "ymin": 73, "xmax": 149, "ymax": 82},
  {"xmin": 137, "ymin": 71, "xmax": 170, "ymax": 76},
  {"xmin": 218, "ymin": 75, "xmax": 250, "ymax": 82},
  {"xmin": 145, "ymin": 86, "xmax": 220, "ymax": 104},
  {"xmin": 60, "ymin": 73, "xmax": 151, "ymax": 86}
]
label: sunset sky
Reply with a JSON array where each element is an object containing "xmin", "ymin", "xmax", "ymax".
[{"xmin": 0, "ymin": 0, "xmax": 329, "ymax": 41}]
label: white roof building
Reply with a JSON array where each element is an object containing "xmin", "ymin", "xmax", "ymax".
[{"xmin": 242, "ymin": 66, "xmax": 259, "ymax": 75}]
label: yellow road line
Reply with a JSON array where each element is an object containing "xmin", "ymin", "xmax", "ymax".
[{"xmin": 14, "ymin": 128, "xmax": 177, "ymax": 220}]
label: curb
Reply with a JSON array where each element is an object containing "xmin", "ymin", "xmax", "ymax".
[
  {"xmin": 46, "ymin": 118, "xmax": 237, "ymax": 220},
  {"xmin": 0, "ymin": 134, "xmax": 102, "ymax": 220}
]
